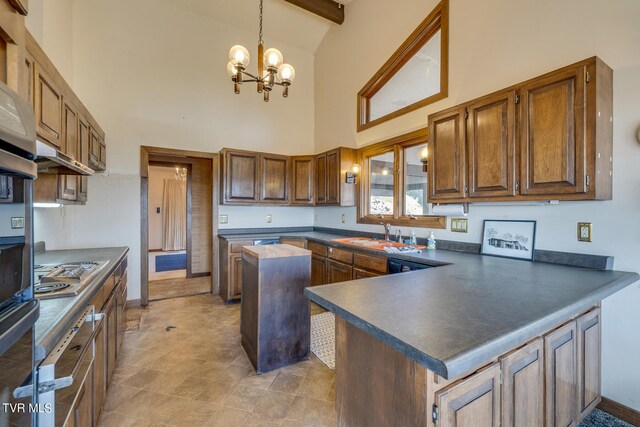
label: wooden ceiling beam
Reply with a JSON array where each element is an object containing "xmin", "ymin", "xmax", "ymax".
[{"xmin": 283, "ymin": 0, "xmax": 345, "ymax": 25}]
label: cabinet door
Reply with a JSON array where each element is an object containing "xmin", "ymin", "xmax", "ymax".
[
  {"xmin": 59, "ymin": 101, "xmax": 79, "ymax": 201},
  {"xmin": 500, "ymin": 338, "xmax": 544, "ymax": 427},
  {"xmin": 435, "ymin": 363, "xmax": 501, "ymax": 427},
  {"xmin": 260, "ymin": 154, "xmax": 289, "ymax": 204},
  {"xmin": 106, "ymin": 295, "xmax": 117, "ymax": 383},
  {"xmin": 520, "ymin": 66, "xmax": 587, "ymax": 196},
  {"xmin": 23, "ymin": 50, "xmax": 35, "ymax": 105},
  {"xmin": 230, "ymin": 254, "xmax": 243, "ymax": 299},
  {"xmin": 428, "ymin": 108, "xmax": 466, "ymax": 201},
  {"xmin": 544, "ymin": 321, "xmax": 577, "ymax": 427},
  {"xmin": 467, "ymin": 91, "xmax": 516, "ymax": 198},
  {"xmin": 89, "ymin": 127, "xmax": 100, "ymax": 169},
  {"xmin": 576, "ymin": 308, "xmax": 601, "ymax": 421},
  {"xmin": 77, "ymin": 118, "xmax": 90, "ymax": 202},
  {"xmin": 224, "ymin": 151, "xmax": 259, "ymax": 203},
  {"xmin": 71, "ymin": 362, "xmax": 93, "ymax": 427},
  {"xmin": 117, "ymin": 274, "xmax": 127, "ymax": 354},
  {"xmin": 291, "ymin": 156, "xmax": 315, "ymax": 205},
  {"xmin": 34, "ymin": 64, "xmax": 63, "ymax": 148},
  {"xmin": 327, "ymin": 260, "xmax": 352, "ymax": 284},
  {"xmin": 99, "ymin": 137, "xmax": 106, "ymax": 170},
  {"xmin": 315, "ymin": 154, "xmax": 327, "ymax": 204},
  {"xmin": 93, "ymin": 317, "xmax": 106, "ymax": 425},
  {"xmin": 326, "ymin": 149, "xmax": 340, "ymax": 205},
  {"xmin": 311, "ymin": 255, "xmax": 327, "ymax": 286},
  {"xmin": 0, "ymin": 176, "xmax": 13, "ymax": 202}
]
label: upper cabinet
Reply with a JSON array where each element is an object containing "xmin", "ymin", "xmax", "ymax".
[
  {"xmin": 0, "ymin": 0, "xmax": 26, "ymax": 92},
  {"xmin": 428, "ymin": 57, "xmax": 612, "ymax": 204},
  {"xmin": 260, "ymin": 154, "xmax": 289, "ymax": 204},
  {"xmin": 34, "ymin": 64, "xmax": 63, "ymax": 148},
  {"xmin": 89, "ymin": 126, "xmax": 106, "ymax": 171},
  {"xmin": 315, "ymin": 147, "xmax": 356, "ymax": 207},
  {"xmin": 221, "ymin": 149, "xmax": 260, "ymax": 204},
  {"xmin": 291, "ymin": 156, "xmax": 315, "ymax": 206}
]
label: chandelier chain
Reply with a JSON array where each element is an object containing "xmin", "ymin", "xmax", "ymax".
[{"xmin": 259, "ymin": 0, "xmax": 264, "ymax": 44}]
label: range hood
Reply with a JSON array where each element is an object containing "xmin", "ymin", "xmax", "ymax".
[{"xmin": 35, "ymin": 140, "xmax": 94, "ymax": 176}]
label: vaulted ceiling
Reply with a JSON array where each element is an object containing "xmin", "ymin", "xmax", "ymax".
[{"xmin": 157, "ymin": 0, "xmax": 354, "ymax": 53}]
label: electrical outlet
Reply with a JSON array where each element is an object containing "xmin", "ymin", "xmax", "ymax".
[
  {"xmin": 219, "ymin": 215, "xmax": 228, "ymax": 224},
  {"xmin": 341, "ymin": 213, "xmax": 346, "ymax": 224},
  {"xmin": 267, "ymin": 214, "xmax": 272, "ymax": 223},
  {"xmin": 11, "ymin": 217, "xmax": 24, "ymax": 229},
  {"xmin": 577, "ymin": 222, "xmax": 592, "ymax": 242},
  {"xmin": 451, "ymin": 218, "xmax": 468, "ymax": 233}
]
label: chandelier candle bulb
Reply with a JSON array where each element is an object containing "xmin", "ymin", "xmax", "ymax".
[{"xmin": 229, "ymin": 45, "xmax": 250, "ymax": 67}]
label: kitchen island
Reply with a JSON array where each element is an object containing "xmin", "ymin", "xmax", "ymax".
[{"xmin": 304, "ymin": 252, "xmax": 639, "ymax": 426}]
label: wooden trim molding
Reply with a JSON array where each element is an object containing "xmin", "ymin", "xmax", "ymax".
[
  {"xmin": 357, "ymin": 128, "xmax": 446, "ymax": 229},
  {"xmin": 357, "ymin": 0, "xmax": 449, "ymax": 132},
  {"xmin": 283, "ymin": 0, "xmax": 344, "ymax": 25},
  {"xmin": 598, "ymin": 397, "xmax": 640, "ymax": 426}
]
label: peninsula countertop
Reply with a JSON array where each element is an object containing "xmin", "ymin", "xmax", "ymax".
[{"xmin": 34, "ymin": 246, "xmax": 129, "ymax": 360}]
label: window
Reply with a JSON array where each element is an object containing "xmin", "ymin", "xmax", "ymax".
[
  {"xmin": 358, "ymin": 129, "xmax": 445, "ymax": 229},
  {"xmin": 357, "ymin": 0, "xmax": 449, "ymax": 132}
]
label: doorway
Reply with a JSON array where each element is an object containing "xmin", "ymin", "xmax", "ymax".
[{"xmin": 140, "ymin": 146, "xmax": 219, "ymax": 305}]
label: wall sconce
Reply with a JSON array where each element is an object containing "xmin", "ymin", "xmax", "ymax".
[
  {"xmin": 346, "ymin": 164, "xmax": 360, "ymax": 184},
  {"xmin": 418, "ymin": 146, "xmax": 429, "ymax": 172}
]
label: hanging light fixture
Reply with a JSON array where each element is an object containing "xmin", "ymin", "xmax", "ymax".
[{"xmin": 227, "ymin": 0, "xmax": 296, "ymax": 102}]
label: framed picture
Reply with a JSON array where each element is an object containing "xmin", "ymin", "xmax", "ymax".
[{"xmin": 481, "ymin": 220, "xmax": 537, "ymax": 261}]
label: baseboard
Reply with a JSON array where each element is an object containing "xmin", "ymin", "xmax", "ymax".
[
  {"xmin": 190, "ymin": 272, "xmax": 211, "ymax": 278},
  {"xmin": 126, "ymin": 299, "xmax": 142, "ymax": 308},
  {"xmin": 598, "ymin": 396, "xmax": 640, "ymax": 426}
]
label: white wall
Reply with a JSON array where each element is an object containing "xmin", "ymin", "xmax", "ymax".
[
  {"xmin": 315, "ymin": 0, "xmax": 640, "ymax": 410},
  {"xmin": 29, "ymin": 0, "xmax": 318, "ymax": 302}
]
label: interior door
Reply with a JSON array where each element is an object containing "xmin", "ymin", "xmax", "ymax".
[
  {"xmin": 520, "ymin": 66, "xmax": 587, "ymax": 196},
  {"xmin": 467, "ymin": 91, "xmax": 516, "ymax": 198}
]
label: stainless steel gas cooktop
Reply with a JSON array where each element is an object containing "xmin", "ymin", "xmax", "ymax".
[{"xmin": 34, "ymin": 260, "xmax": 110, "ymax": 299}]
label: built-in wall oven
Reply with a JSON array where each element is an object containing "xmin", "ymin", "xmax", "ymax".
[{"xmin": 0, "ymin": 80, "xmax": 39, "ymax": 426}]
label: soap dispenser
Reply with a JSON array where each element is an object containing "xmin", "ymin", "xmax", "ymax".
[{"xmin": 427, "ymin": 231, "xmax": 436, "ymax": 250}]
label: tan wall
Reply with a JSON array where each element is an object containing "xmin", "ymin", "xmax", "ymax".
[
  {"xmin": 314, "ymin": 0, "xmax": 640, "ymax": 410},
  {"xmin": 148, "ymin": 166, "xmax": 185, "ymax": 251}
]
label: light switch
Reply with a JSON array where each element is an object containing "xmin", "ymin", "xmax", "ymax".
[
  {"xmin": 267, "ymin": 214, "xmax": 272, "ymax": 223},
  {"xmin": 451, "ymin": 218, "xmax": 468, "ymax": 233},
  {"xmin": 219, "ymin": 215, "xmax": 228, "ymax": 224},
  {"xmin": 11, "ymin": 217, "xmax": 24, "ymax": 229},
  {"xmin": 577, "ymin": 222, "xmax": 592, "ymax": 242},
  {"xmin": 341, "ymin": 213, "xmax": 346, "ymax": 223}
]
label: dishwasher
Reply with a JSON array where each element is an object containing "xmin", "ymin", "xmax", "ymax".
[
  {"xmin": 388, "ymin": 258, "xmax": 433, "ymax": 274},
  {"xmin": 252, "ymin": 238, "xmax": 280, "ymax": 246}
]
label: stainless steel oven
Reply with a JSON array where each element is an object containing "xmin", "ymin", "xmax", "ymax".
[{"xmin": 0, "ymin": 79, "xmax": 39, "ymax": 426}]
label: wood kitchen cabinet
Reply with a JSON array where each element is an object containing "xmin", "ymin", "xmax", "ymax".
[
  {"xmin": 221, "ymin": 149, "xmax": 260, "ymax": 204},
  {"xmin": 435, "ymin": 363, "xmax": 501, "ymax": 427},
  {"xmin": 467, "ymin": 90, "xmax": 516, "ymax": 198},
  {"xmin": 280, "ymin": 238, "xmax": 307, "ymax": 248},
  {"xmin": 428, "ymin": 57, "xmax": 613, "ymax": 204},
  {"xmin": 0, "ymin": 0, "xmax": 26, "ymax": 94},
  {"xmin": 65, "ymin": 353, "xmax": 93, "ymax": 427},
  {"xmin": 77, "ymin": 117, "xmax": 90, "ymax": 202},
  {"xmin": 260, "ymin": 153, "xmax": 289, "ymax": 204},
  {"xmin": 544, "ymin": 320, "xmax": 578, "ymax": 427},
  {"xmin": 315, "ymin": 147, "xmax": 356, "ymax": 207},
  {"xmin": 219, "ymin": 239, "xmax": 252, "ymax": 302},
  {"xmin": 327, "ymin": 260, "xmax": 353, "ymax": 284},
  {"xmin": 353, "ymin": 268, "xmax": 381, "ymax": 279},
  {"xmin": 22, "ymin": 49, "xmax": 34, "ymax": 105},
  {"xmin": 117, "ymin": 271, "xmax": 128, "ymax": 353},
  {"xmin": 34, "ymin": 63, "xmax": 63, "ymax": 148},
  {"xmin": 291, "ymin": 156, "xmax": 315, "ymax": 205},
  {"xmin": 93, "ymin": 314, "xmax": 106, "ymax": 426},
  {"xmin": 59, "ymin": 100, "xmax": 79, "ymax": 201},
  {"xmin": 89, "ymin": 127, "xmax": 106, "ymax": 171},
  {"xmin": 0, "ymin": 176, "xmax": 23, "ymax": 203},
  {"xmin": 576, "ymin": 308, "xmax": 601, "ymax": 421},
  {"xmin": 500, "ymin": 338, "xmax": 544, "ymax": 427},
  {"xmin": 311, "ymin": 255, "xmax": 328, "ymax": 286},
  {"xmin": 105, "ymin": 293, "xmax": 117, "ymax": 384}
]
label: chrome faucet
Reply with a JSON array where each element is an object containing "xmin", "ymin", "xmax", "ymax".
[{"xmin": 380, "ymin": 223, "xmax": 392, "ymax": 241}]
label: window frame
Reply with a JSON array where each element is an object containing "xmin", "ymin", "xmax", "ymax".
[
  {"xmin": 357, "ymin": 0, "xmax": 449, "ymax": 132},
  {"xmin": 357, "ymin": 128, "xmax": 446, "ymax": 229}
]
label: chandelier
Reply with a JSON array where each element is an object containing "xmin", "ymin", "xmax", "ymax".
[{"xmin": 226, "ymin": 0, "xmax": 296, "ymax": 102}]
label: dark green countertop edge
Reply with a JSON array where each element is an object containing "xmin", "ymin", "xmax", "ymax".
[{"xmin": 34, "ymin": 247, "xmax": 129, "ymax": 360}]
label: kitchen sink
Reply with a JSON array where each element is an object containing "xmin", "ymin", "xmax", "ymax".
[{"xmin": 331, "ymin": 237, "xmax": 425, "ymax": 251}]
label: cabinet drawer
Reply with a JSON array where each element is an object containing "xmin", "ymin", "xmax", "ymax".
[
  {"xmin": 353, "ymin": 268, "xmax": 382, "ymax": 280},
  {"xmin": 308, "ymin": 241, "xmax": 327, "ymax": 257},
  {"xmin": 328, "ymin": 246, "xmax": 353, "ymax": 264},
  {"xmin": 353, "ymin": 252, "xmax": 388, "ymax": 274},
  {"xmin": 281, "ymin": 238, "xmax": 307, "ymax": 249},
  {"xmin": 230, "ymin": 240, "xmax": 253, "ymax": 254}
]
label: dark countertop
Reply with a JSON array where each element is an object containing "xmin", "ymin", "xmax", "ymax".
[
  {"xmin": 34, "ymin": 247, "xmax": 129, "ymax": 360},
  {"xmin": 219, "ymin": 230, "xmax": 639, "ymax": 379}
]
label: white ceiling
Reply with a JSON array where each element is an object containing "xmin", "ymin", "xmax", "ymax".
[{"xmin": 157, "ymin": 0, "xmax": 350, "ymax": 53}]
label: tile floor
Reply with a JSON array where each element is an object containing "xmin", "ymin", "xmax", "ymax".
[{"xmin": 98, "ymin": 294, "xmax": 336, "ymax": 427}]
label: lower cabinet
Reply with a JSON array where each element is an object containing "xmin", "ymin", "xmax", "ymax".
[
  {"xmin": 545, "ymin": 320, "xmax": 578, "ymax": 427},
  {"xmin": 92, "ymin": 314, "xmax": 106, "ymax": 425},
  {"xmin": 230, "ymin": 254, "xmax": 243, "ymax": 299},
  {"xmin": 327, "ymin": 260, "xmax": 352, "ymax": 283},
  {"xmin": 500, "ymin": 338, "xmax": 544, "ymax": 426},
  {"xmin": 435, "ymin": 363, "xmax": 501, "ymax": 427},
  {"xmin": 117, "ymin": 272, "xmax": 128, "ymax": 353},
  {"xmin": 66, "ymin": 359, "xmax": 93, "ymax": 427},
  {"xmin": 220, "ymin": 239, "xmax": 252, "ymax": 302},
  {"xmin": 576, "ymin": 308, "xmax": 601, "ymax": 421},
  {"xmin": 105, "ymin": 291, "xmax": 118, "ymax": 385},
  {"xmin": 311, "ymin": 255, "xmax": 327, "ymax": 286}
]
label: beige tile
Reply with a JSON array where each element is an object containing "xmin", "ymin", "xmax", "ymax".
[
  {"xmin": 170, "ymin": 376, "xmax": 213, "ymax": 400},
  {"xmin": 305, "ymin": 365, "xmax": 334, "ymax": 382},
  {"xmin": 167, "ymin": 399, "xmax": 221, "ymax": 426},
  {"xmin": 240, "ymin": 371, "xmax": 277, "ymax": 390},
  {"xmin": 102, "ymin": 383, "xmax": 142, "ymax": 412},
  {"xmin": 199, "ymin": 360, "xmax": 230, "ymax": 380},
  {"xmin": 326, "ymin": 381, "xmax": 336, "ymax": 403},
  {"xmin": 296, "ymin": 377, "xmax": 332, "ymax": 401},
  {"xmin": 269, "ymin": 373, "xmax": 304, "ymax": 394},
  {"xmin": 215, "ymin": 364, "xmax": 253, "ymax": 384},
  {"xmin": 285, "ymin": 396, "xmax": 328, "ymax": 425},
  {"xmin": 244, "ymin": 412, "xmax": 285, "ymax": 426},
  {"xmin": 223, "ymin": 385, "xmax": 265, "ymax": 411},
  {"xmin": 253, "ymin": 390, "xmax": 295, "ymax": 419},
  {"xmin": 204, "ymin": 407, "xmax": 250, "ymax": 427},
  {"xmin": 280, "ymin": 421, "xmax": 315, "ymax": 427},
  {"xmin": 97, "ymin": 411, "xmax": 138, "ymax": 427},
  {"xmin": 195, "ymin": 381, "xmax": 237, "ymax": 405}
]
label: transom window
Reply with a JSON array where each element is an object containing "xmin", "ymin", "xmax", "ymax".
[
  {"xmin": 358, "ymin": 129, "xmax": 445, "ymax": 229},
  {"xmin": 357, "ymin": 0, "xmax": 449, "ymax": 132}
]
